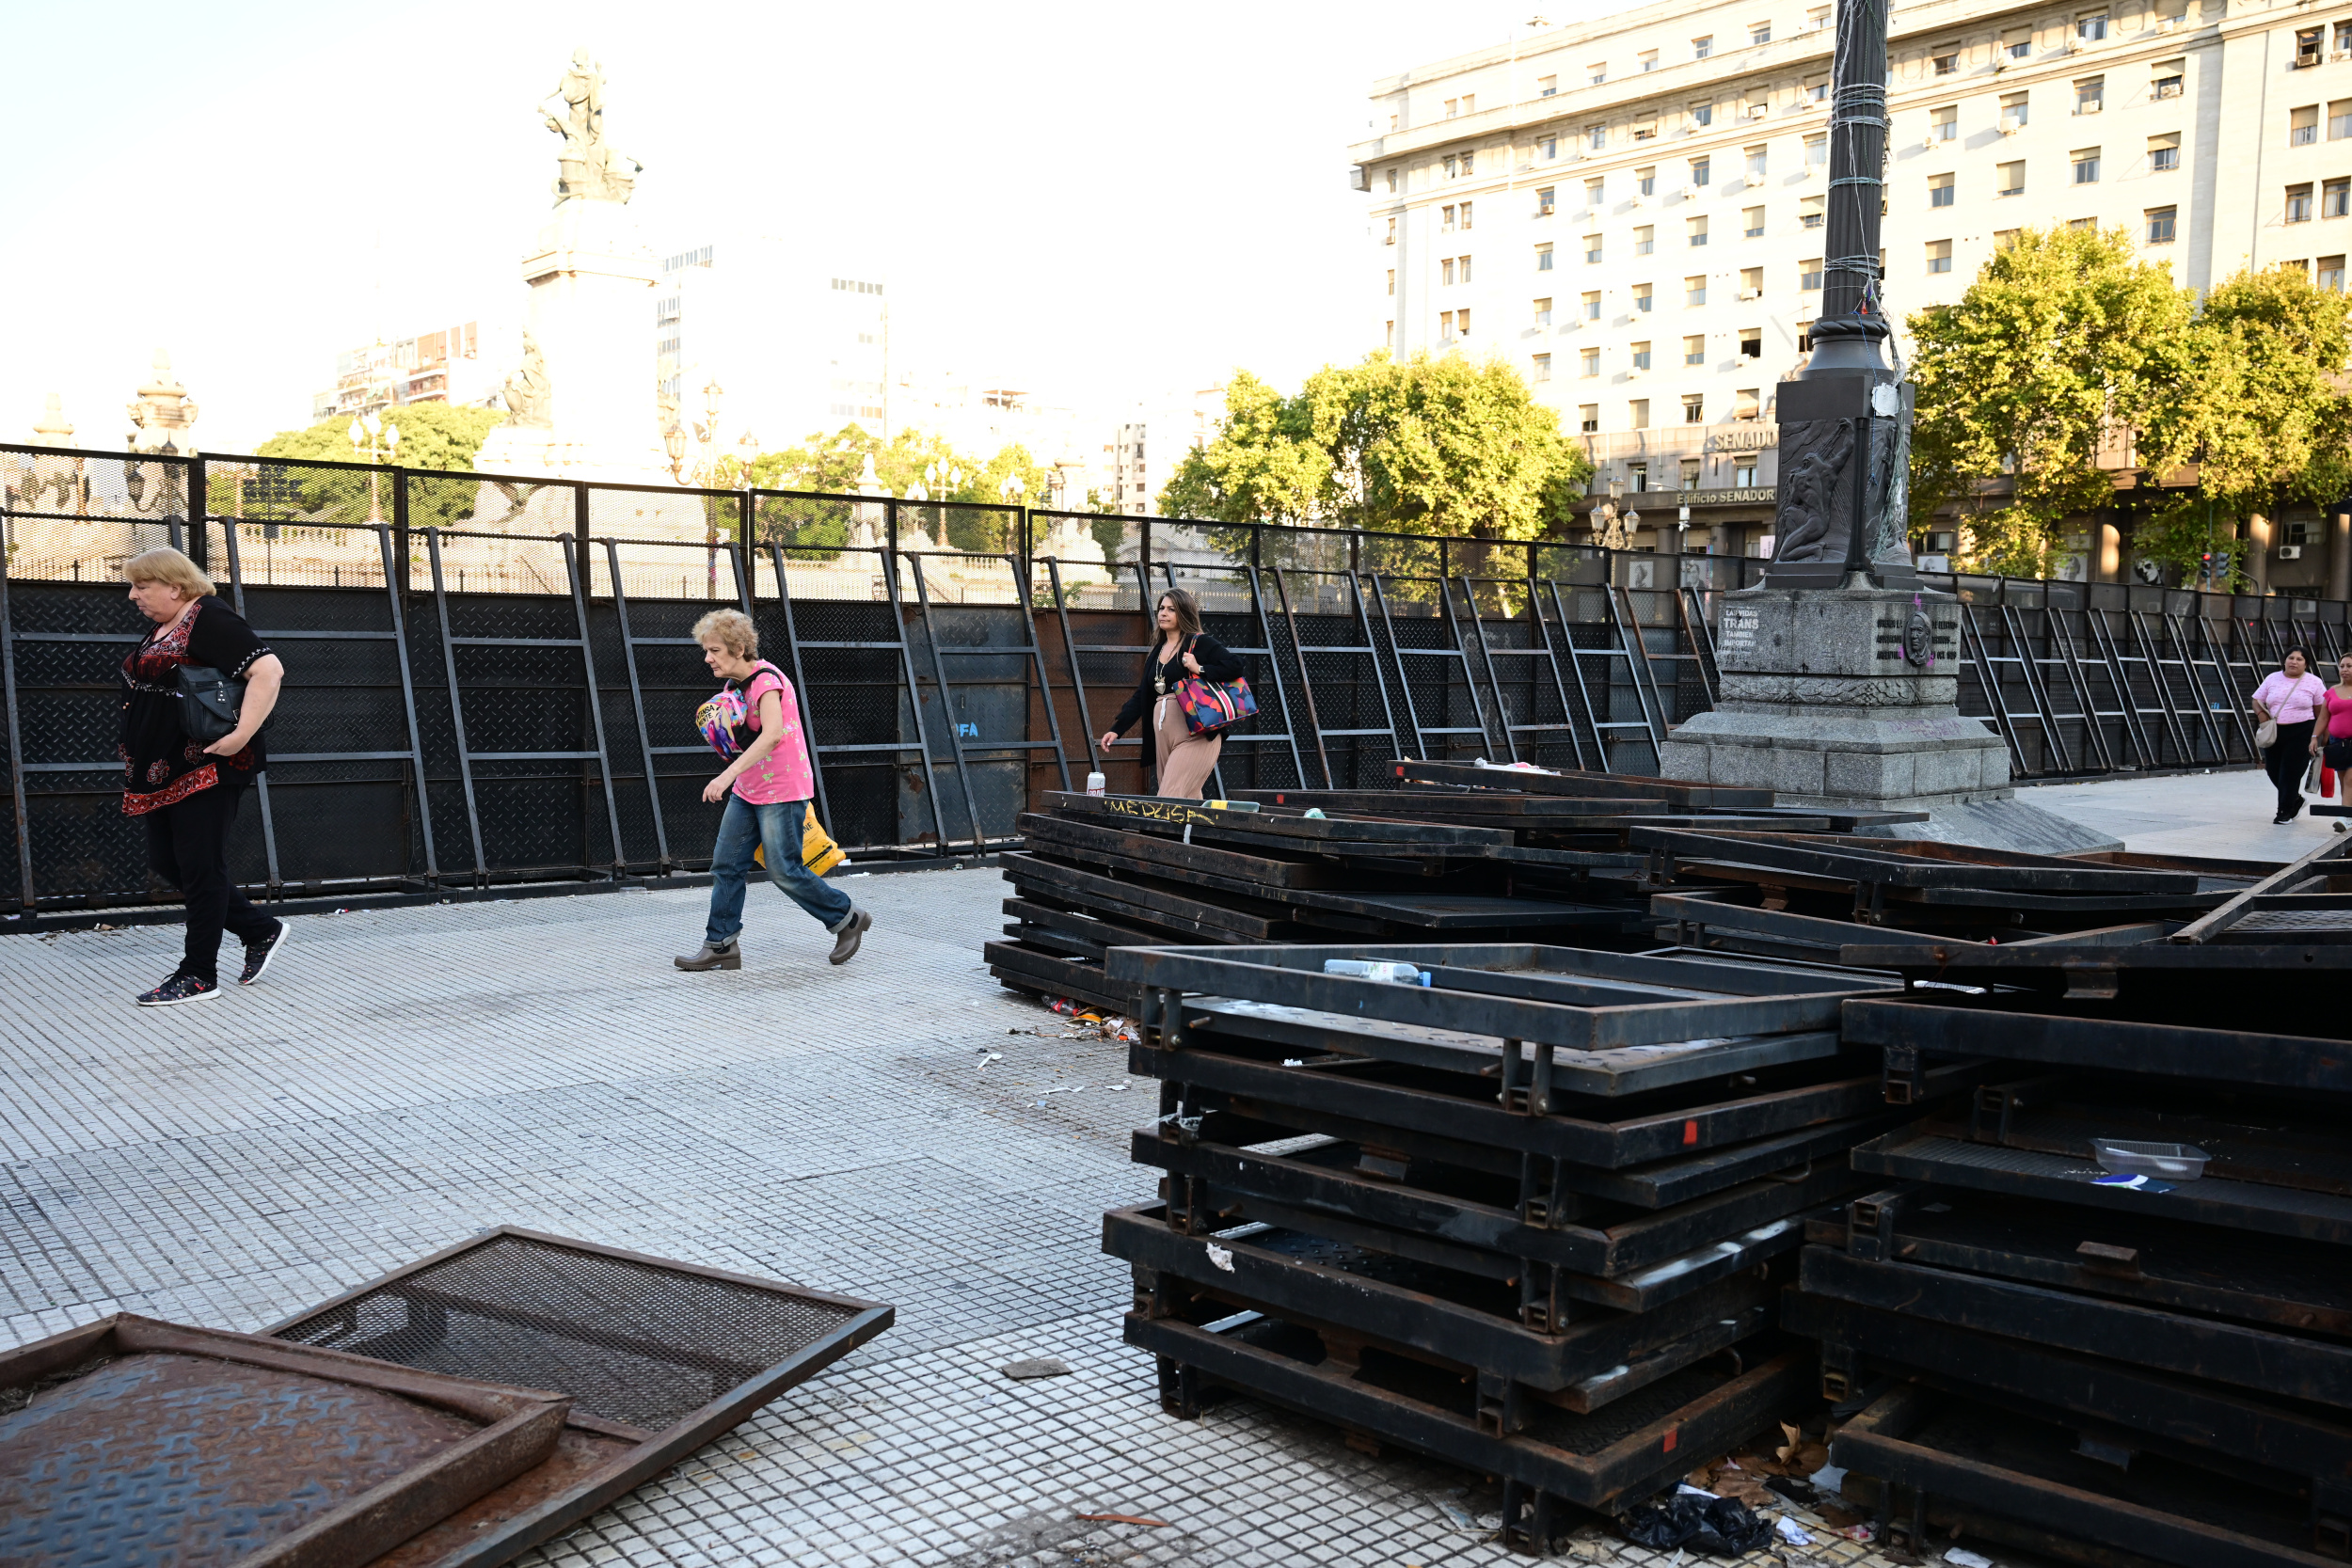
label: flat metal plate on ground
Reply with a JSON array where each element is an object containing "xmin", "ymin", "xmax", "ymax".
[
  {"xmin": 1105, "ymin": 1204, "xmax": 1777, "ymax": 1391},
  {"xmin": 1842, "ymin": 1001, "xmax": 2352, "ymax": 1094},
  {"xmin": 1131, "ymin": 1307, "xmax": 1806, "ymax": 1513},
  {"xmin": 0, "ymin": 1314, "xmax": 569, "ymax": 1568},
  {"xmin": 1833, "ymin": 1385, "xmax": 2344, "ymax": 1568},
  {"xmin": 264, "ymin": 1227, "xmax": 893, "ymax": 1568}
]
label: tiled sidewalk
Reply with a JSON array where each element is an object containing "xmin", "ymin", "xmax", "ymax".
[{"xmin": 0, "ymin": 866, "xmax": 2032, "ymax": 1567}]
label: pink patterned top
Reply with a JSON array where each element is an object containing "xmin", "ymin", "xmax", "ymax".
[{"xmin": 733, "ymin": 662, "xmax": 815, "ymax": 805}]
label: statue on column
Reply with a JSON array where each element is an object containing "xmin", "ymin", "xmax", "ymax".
[
  {"xmin": 540, "ymin": 49, "xmax": 640, "ymax": 203},
  {"xmin": 500, "ymin": 332, "xmax": 553, "ymax": 428}
]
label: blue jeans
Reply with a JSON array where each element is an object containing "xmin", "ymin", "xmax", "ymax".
[{"xmin": 705, "ymin": 795, "xmax": 854, "ymax": 942}]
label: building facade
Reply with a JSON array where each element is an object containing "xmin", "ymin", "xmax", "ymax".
[
  {"xmin": 1351, "ymin": 0, "xmax": 2352, "ymax": 589},
  {"xmin": 310, "ymin": 323, "xmax": 496, "ymax": 423}
]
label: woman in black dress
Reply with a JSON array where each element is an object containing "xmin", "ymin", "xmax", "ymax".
[
  {"xmin": 119, "ymin": 547, "xmax": 287, "ymax": 1006},
  {"xmin": 1098, "ymin": 588, "xmax": 1247, "ymax": 798}
]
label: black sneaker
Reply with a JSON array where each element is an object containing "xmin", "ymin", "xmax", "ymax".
[
  {"xmin": 240, "ymin": 921, "xmax": 289, "ymax": 987},
  {"xmin": 137, "ymin": 973, "xmax": 220, "ymax": 1006}
]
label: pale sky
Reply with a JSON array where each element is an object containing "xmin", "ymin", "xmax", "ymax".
[{"xmin": 2, "ymin": 0, "xmax": 1620, "ymax": 455}]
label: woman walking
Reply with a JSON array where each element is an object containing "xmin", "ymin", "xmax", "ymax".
[
  {"xmin": 2315, "ymin": 652, "xmax": 2352, "ymax": 831},
  {"xmin": 1098, "ymin": 588, "xmax": 1247, "ymax": 800},
  {"xmin": 2252, "ymin": 646, "xmax": 2328, "ymax": 824},
  {"xmin": 675, "ymin": 609, "xmax": 869, "ymax": 972},
  {"xmin": 119, "ymin": 547, "xmax": 287, "ymax": 1006}
]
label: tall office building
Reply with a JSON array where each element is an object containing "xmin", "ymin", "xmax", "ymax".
[{"xmin": 1352, "ymin": 0, "xmax": 2352, "ymax": 586}]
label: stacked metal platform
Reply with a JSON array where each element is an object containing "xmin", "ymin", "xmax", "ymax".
[
  {"xmin": 1099, "ymin": 940, "xmax": 1946, "ymax": 1552},
  {"xmin": 1779, "ymin": 834, "xmax": 2352, "ymax": 1568}
]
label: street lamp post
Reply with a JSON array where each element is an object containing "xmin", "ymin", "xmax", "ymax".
[
  {"xmin": 1002, "ymin": 470, "xmax": 1026, "ymax": 562},
  {"xmin": 348, "ymin": 412, "xmax": 400, "ymax": 524}
]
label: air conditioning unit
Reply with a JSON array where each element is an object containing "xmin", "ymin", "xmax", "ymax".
[
  {"xmin": 2280, "ymin": 544, "xmax": 2305, "ymax": 560},
  {"xmin": 1999, "ymin": 120, "xmax": 2023, "ymax": 135},
  {"xmin": 1739, "ymin": 286, "xmax": 1763, "ymax": 299},
  {"xmin": 1923, "ymin": 135, "xmax": 1938, "ymax": 150},
  {"xmin": 1749, "ymin": 103, "xmax": 1772, "ymax": 118},
  {"xmin": 1679, "ymin": 184, "xmax": 1700, "ymax": 200}
]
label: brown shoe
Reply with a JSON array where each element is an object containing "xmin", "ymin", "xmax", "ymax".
[
  {"xmin": 675, "ymin": 938, "xmax": 741, "ymax": 972},
  {"xmin": 828, "ymin": 909, "xmax": 871, "ymax": 965}
]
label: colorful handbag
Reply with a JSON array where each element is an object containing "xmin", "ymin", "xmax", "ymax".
[
  {"xmin": 694, "ymin": 661, "xmax": 783, "ymax": 757},
  {"xmin": 1173, "ymin": 638, "xmax": 1257, "ymax": 735}
]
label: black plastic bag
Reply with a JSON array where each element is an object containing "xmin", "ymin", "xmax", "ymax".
[{"xmin": 1619, "ymin": 1494, "xmax": 1775, "ymax": 1556}]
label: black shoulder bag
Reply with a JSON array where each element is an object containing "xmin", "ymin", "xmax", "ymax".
[{"xmin": 175, "ymin": 665, "xmax": 244, "ymax": 744}]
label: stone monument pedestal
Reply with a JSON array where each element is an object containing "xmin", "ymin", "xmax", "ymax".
[{"xmin": 1661, "ymin": 585, "xmax": 2120, "ymax": 853}]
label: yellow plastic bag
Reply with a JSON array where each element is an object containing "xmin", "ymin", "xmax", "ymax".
[{"xmin": 751, "ymin": 810, "xmax": 848, "ymax": 876}]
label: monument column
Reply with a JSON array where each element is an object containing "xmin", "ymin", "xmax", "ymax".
[
  {"xmin": 2328, "ymin": 503, "xmax": 2351, "ymax": 603},
  {"xmin": 1661, "ymin": 0, "xmax": 2102, "ymax": 849}
]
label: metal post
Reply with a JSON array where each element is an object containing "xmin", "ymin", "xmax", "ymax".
[
  {"xmin": 574, "ymin": 483, "xmax": 592, "ymax": 566},
  {"xmin": 0, "ymin": 554, "xmax": 35, "ymax": 913},
  {"xmin": 424, "ymin": 529, "xmax": 489, "ymax": 881},
  {"xmin": 390, "ymin": 467, "xmax": 411, "ymax": 594},
  {"xmin": 374, "ymin": 524, "xmax": 438, "ymax": 880},
  {"xmin": 188, "ymin": 455, "xmax": 208, "ymax": 571}
]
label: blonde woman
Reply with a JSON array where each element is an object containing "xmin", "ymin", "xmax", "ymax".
[
  {"xmin": 1098, "ymin": 588, "xmax": 1246, "ymax": 799},
  {"xmin": 674, "ymin": 609, "xmax": 870, "ymax": 971},
  {"xmin": 119, "ymin": 547, "xmax": 288, "ymax": 1005}
]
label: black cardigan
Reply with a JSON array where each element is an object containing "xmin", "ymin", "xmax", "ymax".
[{"xmin": 1107, "ymin": 633, "xmax": 1247, "ymax": 736}]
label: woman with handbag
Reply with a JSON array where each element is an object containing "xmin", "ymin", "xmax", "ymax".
[
  {"xmin": 2314, "ymin": 652, "xmax": 2352, "ymax": 832},
  {"xmin": 2251, "ymin": 647, "xmax": 2328, "ymax": 824},
  {"xmin": 119, "ymin": 547, "xmax": 287, "ymax": 1006},
  {"xmin": 674, "ymin": 608, "xmax": 869, "ymax": 973},
  {"xmin": 1098, "ymin": 588, "xmax": 1248, "ymax": 800}
]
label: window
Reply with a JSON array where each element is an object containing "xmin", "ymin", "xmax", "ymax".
[
  {"xmin": 1681, "ymin": 457, "xmax": 1704, "ymax": 488},
  {"xmin": 1997, "ymin": 160, "xmax": 2026, "ymax": 197},
  {"xmin": 1387, "ymin": 269, "xmax": 1395, "ymax": 296},
  {"xmin": 1692, "ymin": 101, "xmax": 1715, "ymax": 128},
  {"xmin": 1459, "ymin": 254, "xmax": 1474, "ymax": 282},
  {"xmin": 1580, "ymin": 404, "xmax": 1600, "ymax": 433},
  {"xmin": 1629, "ymin": 462, "xmax": 1649, "ymax": 491},
  {"xmin": 1590, "ymin": 62, "xmax": 1608, "ymax": 85},
  {"xmin": 1462, "ymin": 95, "xmax": 1475, "ymax": 113},
  {"xmin": 1932, "ymin": 105, "xmax": 1958, "ymax": 140},
  {"xmin": 2075, "ymin": 77, "xmax": 2104, "ymax": 115},
  {"xmin": 2077, "ymin": 9, "xmax": 2107, "ymax": 41},
  {"xmin": 1742, "ymin": 89, "xmax": 1771, "ymax": 119},
  {"xmin": 1750, "ymin": 22, "xmax": 1772, "ymax": 45},
  {"xmin": 1538, "ymin": 74, "xmax": 1558, "ymax": 97},
  {"xmin": 1632, "ymin": 341, "xmax": 1653, "ymax": 369},
  {"xmin": 1540, "ymin": 242, "xmax": 1559, "ymax": 269},
  {"xmin": 1744, "ymin": 206, "xmax": 1766, "ymax": 237},
  {"xmin": 2068, "ymin": 216, "xmax": 2096, "ymax": 230},
  {"xmin": 1994, "ymin": 228, "xmax": 2022, "ymax": 249},
  {"xmin": 2294, "ymin": 105, "xmax": 2320, "ymax": 147},
  {"xmin": 1386, "ymin": 167, "xmax": 1399, "ymax": 192},
  {"xmin": 1539, "ymin": 134, "xmax": 1559, "ymax": 159},
  {"xmin": 1735, "ymin": 455, "xmax": 1758, "ymax": 485},
  {"xmin": 1534, "ymin": 296, "xmax": 1553, "ymax": 324},
  {"xmin": 2005, "ymin": 26, "xmax": 2032, "ymax": 59},
  {"xmin": 2289, "ymin": 183, "xmax": 2315, "ymax": 223},
  {"xmin": 2073, "ymin": 148, "xmax": 2101, "ymax": 183},
  {"xmin": 1584, "ymin": 177, "xmax": 1606, "ymax": 209},
  {"xmin": 2150, "ymin": 132, "xmax": 2180, "ymax": 171},
  {"xmin": 1386, "ymin": 320, "xmax": 1394, "ymax": 346},
  {"xmin": 1687, "ymin": 276, "xmax": 1708, "ymax": 306},
  {"xmin": 1635, "ymin": 225, "xmax": 1656, "ymax": 255},
  {"xmin": 2323, "ymin": 256, "xmax": 2347, "ymax": 292},
  {"xmin": 2002, "ymin": 91, "xmax": 2029, "ymax": 130},
  {"xmin": 1537, "ymin": 186, "xmax": 1555, "ymax": 215},
  {"xmin": 1442, "ymin": 203, "xmax": 1456, "ymax": 231},
  {"xmin": 1581, "ymin": 348, "xmax": 1601, "ymax": 375},
  {"xmin": 2153, "ymin": 62, "xmax": 2185, "ymax": 100},
  {"xmin": 1638, "ymin": 166, "xmax": 1658, "ymax": 197},
  {"xmin": 1934, "ymin": 51, "xmax": 1959, "ymax": 75},
  {"xmin": 1386, "ymin": 216, "xmax": 1397, "ymax": 245},
  {"xmin": 1928, "ymin": 239, "xmax": 1954, "ymax": 273},
  {"xmin": 1630, "ymin": 399, "xmax": 1652, "ymax": 430},
  {"xmin": 1801, "ymin": 193, "xmax": 1826, "ymax": 228},
  {"xmin": 1808, "ymin": 5, "xmax": 1831, "ymax": 28},
  {"xmin": 1800, "ymin": 257, "xmax": 1824, "ymax": 290},
  {"xmin": 1443, "ymin": 153, "xmax": 1461, "ymax": 178},
  {"xmin": 1456, "ymin": 307, "xmax": 1471, "ymax": 335},
  {"xmin": 1582, "ymin": 291, "xmax": 1602, "ymax": 320},
  {"xmin": 1692, "ymin": 155, "xmax": 1712, "ymax": 186},
  {"xmin": 1745, "ymin": 145, "xmax": 1768, "ymax": 181},
  {"xmin": 1445, "ymin": 97, "xmax": 1460, "ymax": 119},
  {"xmin": 1929, "ymin": 172, "xmax": 1955, "ymax": 208},
  {"xmin": 1459, "ymin": 200, "xmax": 1474, "ymax": 229},
  {"xmin": 1694, "ymin": 35, "xmax": 1714, "ymax": 57},
  {"xmin": 1740, "ymin": 327, "xmax": 1762, "ymax": 357},
  {"xmin": 1534, "ymin": 353, "xmax": 1553, "ymax": 381},
  {"xmin": 1585, "ymin": 233, "xmax": 1604, "ymax": 262},
  {"xmin": 2329, "ymin": 178, "xmax": 2350, "ymax": 217},
  {"xmin": 1807, "ymin": 74, "xmax": 1830, "ymax": 101},
  {"xmin": 2333, "ymin": 100, "xmax": 2352, "ymax": 139},
  {"xmin": 1689, "ymin": 215, "xmax": 1710, "ymax": 246},
  {"xmin": 1741, "ymin": 264, "xmax": 1764, "ymax": 294},
  {"xmin": 1805, "ymin": 133, "xmax": 1829, "ymax": 166},
  {"xmin": 1586, "ymin": 124, "xmax": 1606, "ymax": 151},
  {"xmin": 1438, "ymin": 309, "xmax": 1455, "ymax": 340},
  {"xmin": 1635, "ymin": 115, "xmax": 1660, "ymax": 142},
  {"xmin": 1736, "ymin": 387, "xmax": 1761, "ymax": 420},
  {"xmin": 2339, "ymin": 21, "xmax": 2352, "ymax": 54},
  {"xmin": 1684, "ymin": 334, "xmax": 1707, "ymax": 364},
  {"xmin": 1796, "ymin": 319, "xmax": 1814, "ymax": 350},
  {"xmin": 1441, "ymin": 258, "xmax": 1456, "ymax": 286},
  {"xmin": 1634, "ymin": 283, "xmax": 1655, "ymax": 312},
  {"xmin": 1683, "ymin": 393, "xmax": 1706, "ymax": 422},
  {"xmin": 2297, "ymin": 27, "xmax": 2323, "ymax": 68},
  {"xmin": 1640, "ymin": 48, "xmax": 1660, "ymax": 71}
]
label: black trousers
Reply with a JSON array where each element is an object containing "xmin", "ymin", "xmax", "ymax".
[
  {"xmin": 2265, "ymin": 719, "xmax": 2317, "ymax": 819},
  {"xmin": 143, "ymin": 782, "xmax": 275, "ymax": 982}
]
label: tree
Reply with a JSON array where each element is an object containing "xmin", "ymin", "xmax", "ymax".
[
  {"xmin": 248, "ymin": 402, "xmax": 507, "ymax": 529},
  {"xmin": 1906, "ymin": 225, "xmax": 2190, "ymax": 577},
  {"xmin": 734, "ymin": 424, "xmax": 1056, "ymax": 555},
  {"xmin": 1161, "ymin": 351, "xmax": 1594, "ymax": 549}
]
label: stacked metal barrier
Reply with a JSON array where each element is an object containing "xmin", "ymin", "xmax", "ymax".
[{"xmin": 1101, "ymin": 941, "xmax": 1956, "ymax": 1551}]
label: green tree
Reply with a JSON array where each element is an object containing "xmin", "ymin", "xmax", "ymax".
[
  {"xmin": 246, "ymin": 403, "xmax": 508, "ymax": 529},
  {"xmin": 257, "ymin": 402, "xmax": 505, "ymax": 471},
  {"xmin": 1906, "ymin": 225, "xmax": 2190, "ymax": 577},
  {"xmin": 1162, "ymin": 352, "xmax": 1593, "ymax": 549},
  {"xmin": 734, "ymin": 424, "xmax": 1053, "ymax": 555}
]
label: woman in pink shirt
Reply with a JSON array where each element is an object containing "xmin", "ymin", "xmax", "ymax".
[
  {"xmin": 2318, "ymin": 652, "xmax": 2352, "ymax": 832},
  {"xmin": 674, "ymin": 609, "xmax": 870, "ymax": 972},
  {"xmin": 2251, "ymin": 647, "xmax": 2328, "ymax": 823}
]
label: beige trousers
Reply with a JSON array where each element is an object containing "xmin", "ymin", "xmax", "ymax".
[{"xmin": 1152, "ymin": 694, "xmax": 1223, "ymax": 799}]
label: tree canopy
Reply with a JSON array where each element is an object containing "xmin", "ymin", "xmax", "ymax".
[
  {"xmin": 736, "ymin": 424, "xmax": 1057, "ymax": 554},
  {"xmin": 1161, "ymin": 351, "xmax": 1593, "ymax": 542},
  {"xmin": 258, "ymin": 402, "xmax": 506, "ymax": 472}
]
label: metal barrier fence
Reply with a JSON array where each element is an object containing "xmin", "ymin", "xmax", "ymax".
[{"xmin": 1, "ymin": 440, "xmax": 2344, "ymax": 911}]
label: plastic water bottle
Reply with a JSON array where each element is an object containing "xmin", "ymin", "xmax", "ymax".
[
  {"xmin": 1322, "ymin": 958, "xmax": 1432, "ymax": 986},
  {"xmin": 1086, "ymin": 770, "xmax": 1106, "ymax": 797}
]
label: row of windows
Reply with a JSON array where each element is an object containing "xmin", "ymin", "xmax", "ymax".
[{"xmin": 2284, "ymin": 181, "xmax": 2352, "ymax": 221}]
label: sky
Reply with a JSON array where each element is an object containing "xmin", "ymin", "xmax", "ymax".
[{"xmin": 1, "ymin": 0, "xmax": 1622, "ymax": 455}]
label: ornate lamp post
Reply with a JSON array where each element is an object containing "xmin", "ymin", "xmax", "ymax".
[{"xmin": 348, "ymin": 412, "xmax": 400, "ymax": 524}]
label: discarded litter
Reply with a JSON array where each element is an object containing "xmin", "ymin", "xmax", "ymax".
[
  {"xmin": 1776, "ymin": 1515, "xmax": 1814, "ymax": 1545},
  {"xmin": 1620, "ymin": 1494, "xmax": 1774, "ymax": 1555},
  {"xmin": 1000, "ymin": 1358, "xmax": 1073, "ymax": 1380},
  {"xmin": 1321, "ymin": 958, "xmax": 1431, "ymax": 986},
  {"xmin": 2090, "ymin": 1172, "xmax": 2176, "ymax": 1194},
  {"xmin": 1075, "ymin": 1513, "xmax": 1169, "ymax": 1528},
  {"xmin": 977, "ymin": 1052, "xmax": 1003, "ymax": 1069},
  {"xmin": 2092, "ymin": 1138, "xmax": 2208, "ymax": 1182},
  {"xmin": 1944, "ymin": 1549, "xmax": 1994, "ymax": 1568},
  {"xmin": 1806, "ymin": 1463, "xmax": 1847, "ymax": 1496},
  {"xmin": 1282, "ymin": 1058, "xmax": 1307, "ymax": 1067},
  {"xmin": 1436, "ymin": 1497, "xmax": 1479, "ymax": 1529},
  {"xmin": 1204, "ymin": 1243, "xmax": 1235, "ymax": 1274},
  {"xmin": 1842, "ymin": 1522, "xmax": 1878, "ymax": 1543}
]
